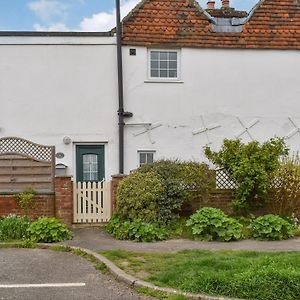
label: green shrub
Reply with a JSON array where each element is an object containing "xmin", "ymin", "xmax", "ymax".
[
  {"xmin": 186, "ymin": 207, "xmax": 243, "ymax": 242},
  {"xmin": 0, "ymin": 215, "xmax": 31, "ymax": 241},
  {"xmin": 107, "ymin": 215, "xmax": 168, "ymax": 242},
  {"xmin": 251, "ymin": 214, "xmax": 295, "ymax": 240},
  {"xmin": 204, "ymin": 138, "xmax": 288, "ymax": 213},
  {"xmin": 116, "ymin": 172, "xmax": 164, "ymax": 223},
  {"xmin": 138, "ymin": 160, "xmax": 213, "ymax": 224},
  {"xmin": 27, "ymin": 217, "xmax": 71, "ymax": 243}
]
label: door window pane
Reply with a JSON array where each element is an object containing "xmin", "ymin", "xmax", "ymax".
[{"xmin": 83, "ymin": 154, "xmax": 98, "ymax": 181}]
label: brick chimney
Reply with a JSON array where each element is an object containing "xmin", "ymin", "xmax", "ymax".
[
  {"xmin": 207, "ymin": 1, "xmax": 215, "ymax": 9},
  {"xmin": 221, "ymin": 0, "xmax": 230, "ymax": 8}
]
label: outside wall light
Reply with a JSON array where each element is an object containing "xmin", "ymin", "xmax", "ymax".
[{"xmin": 63, "ymin": 136, "xmax": 72, "ymax": 145}]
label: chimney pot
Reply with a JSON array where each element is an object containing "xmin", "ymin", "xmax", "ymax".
[
  {"xmin": 207, "ymin": 1, "xmax": 215, "ymax": 9},
  {"xmin": 221, "ymin": 0, "xmax": 230, "ymax": 8}
]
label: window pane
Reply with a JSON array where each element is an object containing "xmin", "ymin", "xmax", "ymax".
[
  {"xmin": 140, "ymin": 153, "xmax": 146, "ymax": 164},
  {"xmin": 169, "ymin": 52, "xmax": 177, "ymax": 60},
  {"xmin": 151, "ymin": 61, "xmax": 159, "ymax": 69},
  {"xmin": 159, "ymin": 52, "xmax": 168, "ymax": 60},
  {"xmin": 151, "ymin": 51, "xmax": 159, "ymax": 60},
  {"xmin": 168, "ymin": 70, "xmax": 177, "ymax": 78},
  {"xmin": 160, "ymin": 70, "xmax": 168, "ymax": 77},
  {"xmin": 83, "ymin": 154, "xmax": 98, "ymax": 181},
  {"xmin": 151, "ymin": 69, "xmax": 159, "ymax": 77},
  {"xmin": 169, "ymin": 61, "xmax": 177, "ymax": 69},
  {"xmin": 160, "ymin": 61, "xmax": 168, "ymax": 69},
  {"xmin": 146, "ymin": 153, "xmax": 154, "ymax": 163}
]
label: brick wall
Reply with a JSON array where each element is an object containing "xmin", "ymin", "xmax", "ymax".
[
  {"xmin": 55, "ymin": 176, "xmax": 73, "ymax": 225},
  {"xmin": 111, "ymin": 174, "xmax": 127, "ymax": 212},
  {"xmin": 0, "ymin": 194, "xmax": 55, "ymax": 219},
  {"xmin": 181, "ymin": 190, "xmax": 234, "ymax": 216},
  {"xmin": 0, "ymin": 176, "xmax": 74, "ymax": 225}
]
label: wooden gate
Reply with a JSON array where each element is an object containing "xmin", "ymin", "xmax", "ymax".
[{"xmin": 73, "ymin": 181, "xmax": 111, "ymax": 223}]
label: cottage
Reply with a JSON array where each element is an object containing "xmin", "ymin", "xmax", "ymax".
[{"xmin": 0, "ymin": 0, "xmax": 299, "ymax": 223}]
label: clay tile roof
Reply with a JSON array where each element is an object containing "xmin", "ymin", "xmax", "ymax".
[
  {"xmin": 122, "ymin": 0, "xmax": 300, "ymax": 50},
  {"xmin": 206, "ymin": 7, "xmax": 248, "ymax": 18}
]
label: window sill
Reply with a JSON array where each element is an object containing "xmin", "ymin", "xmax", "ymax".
[{"xmin": 144, "ymin": 80, "xmax": 184, "ymax": 84}]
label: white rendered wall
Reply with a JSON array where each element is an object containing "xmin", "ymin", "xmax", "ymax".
[
  {"xmin": 1, "ymin": 40, "xmax": 299, "ymax": 177},
  {"xmin": 123, "ymin": 47, "xmax": 300, "ymax": 172},
  {"xmin": 0, "ymin": 37, "xmax": 119, "ymax": 179}
]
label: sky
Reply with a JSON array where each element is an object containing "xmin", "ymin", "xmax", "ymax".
[{"xmin": 0, "ymin": 0, "xmax": 258, "ymax": 32}]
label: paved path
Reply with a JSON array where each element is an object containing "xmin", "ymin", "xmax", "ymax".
[
  {"xmin": 0, "ymin": 248, "xmax": 152, "ymax": 300},
  {"xmin": 64, "ymin": 227, "xmax": 300, "ymax": 252}
]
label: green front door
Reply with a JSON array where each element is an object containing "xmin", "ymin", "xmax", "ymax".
[{"xmin": 76, "ymin": 145, "xmax": 105, "ymax": 182}]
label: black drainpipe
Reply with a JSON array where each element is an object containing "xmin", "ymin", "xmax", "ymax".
[
  {"xmin": 116, "ymin": 0, "xmax": 125, "ymax": 174},
  {"xmin": 115, "ymin": 0, "xmax": 133, "ymax": 174}
]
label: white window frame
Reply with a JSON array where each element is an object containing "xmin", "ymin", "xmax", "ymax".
[
  {"xmin": 148, "ymin": 49, "xmax": 181, "ymax": 81},
  {"xmin": 137, "ymin": 150, "xmax": 156, "ymax": 167}
]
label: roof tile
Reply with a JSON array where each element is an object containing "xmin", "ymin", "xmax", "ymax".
[{"xmin": 122, "ymin": 0, "xmax": 300, "ymax": 49}]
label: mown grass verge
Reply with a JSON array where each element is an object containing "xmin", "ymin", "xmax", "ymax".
[{"xmin": 100, "ymin": 249, "xmax": 300, "ymax": 300}]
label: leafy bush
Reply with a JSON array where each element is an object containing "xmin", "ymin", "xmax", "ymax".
[
  {"xmin": 116, "ymin": 172, "xmax": 164, "ymax": 223},
  {"xmin": 205, "ymin": 138, "xmax": 288, "ymax": 213},
  {"xmin": 27, "ymin": 217, "xmax": 71, "ymax": 243},
  {"xmin": 251, "ymin": 214, "xmax": 295, "ymax": 240},
  {"xmin": 271, "ymin": 155, "xmax": 300, "ymax": 217},
  {"xmin": 138, "ymin": 160, "xmax": 213, "ymax": 224},
  {"xmin": 166, "ymin": 217, "xmax": 193, "ymax": 239},
  {"xmin": 15, "ymin": 188, "xmax": 36, "ymax": 213},
  {"xmin": 107, "ymin": 215, "xmax": 168, "ymax": 242},
  {"xmin": 0, "ymin": 215, "xmax": 31, "ymax": 241},
  {"xmin": 186, "ymin": 207, "xmax": 243, "ymax": 241}
]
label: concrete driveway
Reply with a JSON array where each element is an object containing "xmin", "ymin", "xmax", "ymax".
[{"xmin": 0, "ymin": 248, "xmax": 152, "ymax": 300}]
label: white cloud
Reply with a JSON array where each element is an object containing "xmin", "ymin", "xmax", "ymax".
[
  {"xmin": 31, "ymin": 0, "xmax": 257, "ymax": 33},
  {"xmin": 79, "ymin": 0, "xmax": 140, "ymax": 32},
  {"xmin": 33, "ymin": 22, "xmax": 70, "ymax": 31},
  {"xmin": 28, "ymin": 0, "xmax": 67, "ymax": 22}
]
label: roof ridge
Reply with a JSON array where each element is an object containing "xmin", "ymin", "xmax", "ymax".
[
  {"xmin": 246, "ymin": 0, "xmax": 266, "ymax": 23},
  {"xmin": 122, "ymin": 0, "xmax": 215, "ymax": 24},
  {"xmin": 122, "ymin": 0, "xmax": 147, "ymax": 23}
]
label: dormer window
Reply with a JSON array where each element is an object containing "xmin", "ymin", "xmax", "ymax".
[{"xmin": 149, "ymin": 50, "xmax": 179, "ymax": 80}]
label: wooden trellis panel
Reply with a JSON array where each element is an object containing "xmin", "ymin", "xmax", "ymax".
[
  {"xmin": 73, "ymin": 181, "xmax": 111, "ymax": 223},
  {"xmin": 216, "ymin": 169, "xmax": 237, "ymax": 189},
  {"xmin": 0, "ymin": 137, "xmax": 55, "ymax": 193}
]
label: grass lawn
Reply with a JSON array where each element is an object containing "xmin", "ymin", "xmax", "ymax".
[{"xmin": 100, "ymin": 249, "xmax": 300, "ymax": 300}]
